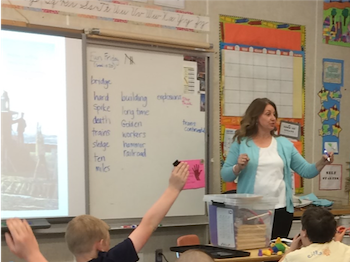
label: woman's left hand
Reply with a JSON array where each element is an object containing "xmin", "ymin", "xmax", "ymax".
[{"xmin": 322, "ymin": 151, "xmax": 334, "ymax": 164}]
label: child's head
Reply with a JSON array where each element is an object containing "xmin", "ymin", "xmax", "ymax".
[
  {"xmin": 301, "ymin": 207, "xmax": 336, "ymax": 244},
  {"xmin": 176, "ymin": 250, "xmax": 214, "ymax": 262},
  {"xmin": 65, "ymin": 215, "xmax": 110, "ymax": 256}
]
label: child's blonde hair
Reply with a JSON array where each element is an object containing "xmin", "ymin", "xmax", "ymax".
[
  {"xmin": 176, "ymin": 250, "xmax": 214, "ymax": 262},
  {"xmin": 65, "ymin": 215, "xmax": 110, "ymax": 255}
]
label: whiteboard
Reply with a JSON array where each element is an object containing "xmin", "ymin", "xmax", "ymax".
[{"xmin": 87, "ymin": 44, "xmax": 206, "ymax": 219}]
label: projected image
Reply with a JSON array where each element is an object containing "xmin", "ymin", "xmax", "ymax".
[{"xmin": 1, "ymin": 31, "xmax": 67, "ymax": 213}]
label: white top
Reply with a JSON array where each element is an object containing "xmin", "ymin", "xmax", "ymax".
[
  {"xmin": 281, "ymin": 241, "xmax": 350, "ymax": 262},
  {"xmin": 254, "ymin": 137, "xmax": 286, "ymax": 209}
]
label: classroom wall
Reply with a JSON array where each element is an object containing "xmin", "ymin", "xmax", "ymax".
[
  {"xmin": 308, "ymin": 0, "xmax": 350, "ymax": 205},
  {"xmin": 2, "ymin": 0, "xmax": 350, "ymax": 261},
  {"xmin": 208, "ymin": 0, "xmax": 321, "ymax": 195}
]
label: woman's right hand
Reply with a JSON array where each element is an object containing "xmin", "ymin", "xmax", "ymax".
[{"xmin": 237, "ymin": 153, "xmax": 250, "ymax": 171}]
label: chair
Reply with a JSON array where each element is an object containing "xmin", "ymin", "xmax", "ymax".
[
  {"xmin": 222, "ymin": 189, "xmax": 237, "ymax": 194},
  {"xmin": 177, "ymin": 234, "xmax": 201, "ymax": 246},
  {"xmin": 176, "ymin": 234, "xmax": 200, "ymax": 258}
]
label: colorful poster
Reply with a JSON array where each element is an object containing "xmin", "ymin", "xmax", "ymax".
[
  {"xmin": 320, "ymin": 59, "xmax": 344, "ymax": 155},
  {"xmin": 323, "ymin": 0, "xmax": 350, "ymax": 47},
  {"xmin": 182, "ymin": 159, "xmax": 205, "ymax": 190}
]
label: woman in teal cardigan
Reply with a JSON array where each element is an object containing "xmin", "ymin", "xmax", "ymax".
[{"xmin": 221, "ymin": 98, "xmax": 334, "ymax": 239}]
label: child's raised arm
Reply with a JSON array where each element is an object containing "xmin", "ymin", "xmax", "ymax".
[
  {"xmin": 129, "ymin": 162, "xmax": 189, "ymax": 252},
  {"xmin": 5, "ymin": 218, "xmax": 47, "ymax": 262}
]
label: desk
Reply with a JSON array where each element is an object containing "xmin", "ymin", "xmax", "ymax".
[{"xmin": 214, "ymin": 249, "xmax": 282, "ymax": 262}]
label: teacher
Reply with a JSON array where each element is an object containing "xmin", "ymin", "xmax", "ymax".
[{"xmin": 221, "ymin": 98, "xmax": 334, "ymax": 239}]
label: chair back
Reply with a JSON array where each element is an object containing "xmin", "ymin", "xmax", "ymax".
[{"xmin": 177, "ymin": 234, "xmax": 200, "ymax": 246}]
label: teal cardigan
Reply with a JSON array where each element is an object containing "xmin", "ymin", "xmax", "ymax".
[{"xmin": 221, "ymin": 136, "xmax": 319, "ymax": 213}]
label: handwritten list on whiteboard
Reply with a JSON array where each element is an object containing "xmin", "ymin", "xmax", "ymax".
[{"xmin": 87, "ymin": 45, "xmax": 206, "ymax": 219}]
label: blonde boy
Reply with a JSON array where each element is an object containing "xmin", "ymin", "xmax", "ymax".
[
  {"xmin": 65, "ymin": 162, "xmax": 189, "ymax": 262},
  {"xmin": 176, "ymin": 250, "xmax": 214, "ymax": 262}
]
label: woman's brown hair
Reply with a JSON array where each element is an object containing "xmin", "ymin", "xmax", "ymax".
[{"xmin": 233, "ymin": 98, "xmax": 278, "ymax": 144}]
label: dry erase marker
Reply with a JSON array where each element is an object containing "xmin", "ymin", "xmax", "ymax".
[
  {"xmin": 173, "ymin": 160, "xmax": 180, "ymax": 167},
  {"xmin": 120, "ymin": 225, "xmax": 138, "ymax": 229},
  {"xmin": 120, "ymin": 225, "xmax": 132, "ymax": 229},
  {"xmin": 323, "ymin": 149, "xmax": 331, "ymax": 162}
]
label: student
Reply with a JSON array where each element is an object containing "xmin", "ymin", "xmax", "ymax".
[
  {"xmin": 5, "ymin": 218, "xmax": 48, "ymax": 262},
  {"xmin": 5, "ymin": 162, "xmax": 189, "ymax": 262},
  {"xmin": 221, "ymin": 98, "xmax": 334, "ymax": 238},
  {"xmin": 65, "ymin": 162, "xmax": 189, "ymax": 262},
  {"xmin": 176, "ymin": 250, "xmax": 214, "ymax": 262},
  {"xmin": 279, "ymin": 207, "xmax": 350, "ymax": 262}
]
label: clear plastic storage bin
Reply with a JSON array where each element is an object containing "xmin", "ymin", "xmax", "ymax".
[{"xmin": 203, "ymin": 194, "xmax": 277, "ymax": 250}]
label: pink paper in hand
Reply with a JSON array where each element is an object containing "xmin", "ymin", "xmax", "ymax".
[{"xmin": 182, "ymin": 159, "xmax": 205, "ymax": 190}]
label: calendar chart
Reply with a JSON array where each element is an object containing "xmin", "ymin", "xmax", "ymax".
[{"xmin": 222, "ymin": 45, "xmax": 304, "ymax": 119}]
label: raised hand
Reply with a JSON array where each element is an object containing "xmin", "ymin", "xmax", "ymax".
[
  {"xmin": 5, "ymin": 218, "xmax": 47, "ymax": 262},
  {"xmin": 169, "ymin": 162, "xmax": 189, "ymax": 191}
]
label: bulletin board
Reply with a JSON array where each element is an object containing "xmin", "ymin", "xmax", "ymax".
[
  {"xmin": 320, "ymin": 58, "xmax": 344, "ymax": 155},
  {"xmin": 219, "ymin": 15, "xmax": 306, "ymax": 194}
]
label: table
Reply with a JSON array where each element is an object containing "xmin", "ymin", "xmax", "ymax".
[
  {"xmin": 293, "ymin": 205, "xmax": 350, "ymax": 218},
  {"xmin": 214, "ymin": 249, "xmax": 282, "ymax": 262}
]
